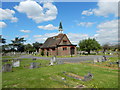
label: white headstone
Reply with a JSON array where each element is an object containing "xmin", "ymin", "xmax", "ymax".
[
  {"xmin": 12, "ymin": 60, "xmax": 20, "ymax": 67},
  {"xmin": 50, "ymin": 56, "xmax": 56, "ymax": 65},
  {"xmin": 53, "ymin": 56, "xmax": 56, "ymax": 62},
  {"xmin": 109, "ymin": 53, "xmax": 112, "ymax": 55},
  {"xmin": 98, "ymin": 57, "xmax": 102, "ymax": 62},
  {"xmin": 94, "ymin": 58, "xmax": 97, "ymax": 63},
  {"xmin": 50, "ymin": 58, "xmax": 54, "ymax": 65}
]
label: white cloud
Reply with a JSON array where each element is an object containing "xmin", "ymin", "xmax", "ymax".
[
  {"xmin": 34, "ymin": 20, "xmax": 118, "ymax": 45},
  {"xmin": 93, "ymin": 19, "xmax": 118, "ymax": 44},
  {"xmin": 78, "ymin": 22, "xmax": 94, "ymax": 27},
  {"xmin": 0, "ymin": 22, "xmax": 7, "ymax": 28},
  {"xmin": 0, "ymin": 8, "xmax": 18, "ymax": 22},
  {"xmin": 34, "ymin": 32, "xmax": 89, "ymax": 45},
  {"xmin": 14, "ymin": 0, "xmax": 57, "ymax": 23},
  {"xmin": 67, "ymin": 33, "xmax": 89, "ymax": 45},
  {"xmin": 34, "ymin": 33, "xmax": 59, "ymax": 43},
  {"xmin": 20, "ymin": 30, "xmax": 31, "ymax": 33},
  {"xmin": 38, "ymin": 24, "xmax": 58, "ymax": 30},
  {"xmin": 33, "ymin": 35, "xmax": 42, "ymax": 38},
  {"xmin": 21, "ymin": 35, "xmax": 29, "ymax": 38},
  {"xmin": 82, "ymin": 0, "xmax": 118, "ymax": 17},
  {"xmin": 82, "ymin": 9, "xmax": 93, "ymax": 16}
]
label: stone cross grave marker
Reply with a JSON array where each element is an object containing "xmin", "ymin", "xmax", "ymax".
[
  {"xmin": 2, "ymin": 64, "xmax": 12, "ymax": 72},
  {"xmin": 12, "ymin": 59, "xmax": 20, "ymax": 67}
]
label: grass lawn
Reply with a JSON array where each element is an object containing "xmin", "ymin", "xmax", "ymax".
[
  {"xmin": 2, "ymin": 55, "xmax": 22, "ymax": 59},
  {"xmin": 2, "ymin": 56, "xmax": 17, "ymax": 59},
  {"xmin": 33, "ymin": 54, "xmax": 78, "ymax": 58},
  {"xmin": 2, "ymin": 57, "xmax": 119, "ymax": 88}
]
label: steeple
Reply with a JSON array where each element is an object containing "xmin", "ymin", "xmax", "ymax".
[{"xmin": 58, "ymin": 21, "xmax": 63, "ymax": 33}]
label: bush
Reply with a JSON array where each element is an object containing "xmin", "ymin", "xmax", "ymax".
[{"xmin": 41, "ymin": 50, "xmax": 44, "ymax": 56}]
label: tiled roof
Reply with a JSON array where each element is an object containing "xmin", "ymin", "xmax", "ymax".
[{"xmin": 41, "ymin": 33, "xmax": 65, "ymax": 48}]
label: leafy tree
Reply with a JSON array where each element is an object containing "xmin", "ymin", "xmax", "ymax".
[
  {"xmin": 11, "ymin": 37, "xmax": 26, "ymax": 52},
  {"xmin": 109, "ymin": 44, "xmax": 120, "ymax": 51},
  {"xmin": 0, "ymin": 36, "xmax": 7, "ymax": 53},
  {"xmin": 41, "ymin": 50, "xmax": 44, "ymax": 56},
  {"xmin": 32, "ymin": 42, "xmax": 43, "ymax": 52},
  {"xmin": 0, "ymin": 35, "xmax": 6, "ymax": 44},
  {"xmin": 78, "ymin": 38, "xmax": 101, "ymax": 54},
  {"xmin": 24, "ymin": 44, "xmax": 36, "ymax": 54},
  {"xmin": 102, "ymin": 43, "xmax": 111, "ymax": 53},
  {"xmin": 17, "ymin": 44, "xmax": 25, "ymax": 52}
]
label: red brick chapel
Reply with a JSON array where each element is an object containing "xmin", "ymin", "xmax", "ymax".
[{"xmin": 39, "ymin": 22, "xmax": 77, "ymax": 56}]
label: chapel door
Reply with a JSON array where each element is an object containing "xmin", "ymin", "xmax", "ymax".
[{"xmin": 70, "ymin": 47, "xmax": 75, "ymax": 55}]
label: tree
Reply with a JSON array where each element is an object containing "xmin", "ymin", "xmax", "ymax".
[
  {"xmin": 110, "ymin": 44, "xmax": 120, "ymax": 51},
  {"xmin": 0, "ymin": 35, "xmax": 6, "ymax": 44},
  {"xmin": 11, "ymin": 37, "xmax": 26, "ymax": 52},
  {"xmin": 41, "ymin": 50, "xmax": 44, "ymax": 56},
  {"xmin": 24, "ymin": 44, "xmax": 36, "ymax": 54},
  {"xmin": 102, "ymin": 43, "xmax": 111, "ymax": 53},
  {"xmin": 78, "ymin": 38, "xmax": 101, "ymax": 54},
  {"xmin": 32, "ymin": 42, "xmax": 43, "ymax": 52},
  {"xmin": 17, "ymin": 44, "xmax": 25, "ymax": 52},
  {"xmin": 0, "ymin": 36, "xmax": 6, "ymax": 53}
]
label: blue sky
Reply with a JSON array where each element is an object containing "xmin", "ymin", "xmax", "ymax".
[{"xmin": 1, "ymin": 0, "xmax": 118, "ymax": 45}]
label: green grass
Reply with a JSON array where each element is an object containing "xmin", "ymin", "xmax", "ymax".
[
  {"xmin": 2, "ymin": 57, "xmax": 119, "ymax": 88},
  {"xmin": 2, "ymin": 56, "xmax": 16, "ymax": 59},
  {"xmin": 2, "ymin": 55, "xmax": 22, "ymax": 59},
  {"xmin": 93, "ymin": 57, "xmax": 118, "ymax": 69}
]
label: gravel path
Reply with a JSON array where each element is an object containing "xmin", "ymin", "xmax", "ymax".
[
  {"xmin": 18, "ymin": 55, "xmax": 115, "ymax": 63},
  {"xmin": 2, "ymin": 55, "xmax": 116, "ymax": 63}
]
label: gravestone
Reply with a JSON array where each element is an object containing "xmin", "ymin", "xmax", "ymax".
[
  {"xmin": 32, "ymin": 58, "xmax": 37, "ymax": 60},
  {"xmin": 109, "ymin": 53, "xmax": 112, "ymax": 55},
  {"xmin": 57, "ymin": 60, "xmax": 64, "ymax": 65},
  {"xmin": 94, "ymin": 58, "xmax": 98, "ymax": 63},
  {"xmin": 50, "ymin": 59, "xmax": 54, "ymax": 65},
  {"xmin": 83, "ymin": 72, "xmax": 93, "ymax": 81},
  {"xmin": 61, "ymin": 77, "xmax": 66, "ymax": 80},
  {"xmin": 98, "ymin": 57, "xmax": 102, "ymax": 62},
  {"xmin": 118, "ymin": 60, "xmax": 120, "ymax": 67},
  {"xmin": 102, "ymin": 56, "xmax": 107, "ymax": 61},
  {"xmin": 12, "ymin": 59, "xmax": 20, "ymax": 67},
  {"xmin": 2, "ymin": 60, "xmax": 9, "ymax": 62},
  {"xmin": 49, "ymin": 56, "xmax": 56, "ymax": 65},
  {"xmin": 2, "ymin": 64, "xmax": 12, "ymax": 72},
  {"xmin": 53, "ymin": 56, "xmax": 56, "ymax": 62},
  {"xmin": 30, "ymin": 62, "xmax": 40, "ymax": 69}
]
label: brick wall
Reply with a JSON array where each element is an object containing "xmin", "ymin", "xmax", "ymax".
[
  {"xmin": 40, "ymin": 46, "xmax": 77, "ymax": 56},
  {"xmin": 58, "ymin": 46, "xmax": 71, "ymax": 56}
]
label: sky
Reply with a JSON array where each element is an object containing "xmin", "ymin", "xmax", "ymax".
[{"xmin": 0, "ymin": 0, "xmax": 119, "ymax": 45}]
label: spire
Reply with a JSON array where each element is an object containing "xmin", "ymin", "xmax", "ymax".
[{"xmin": 58, "ymin": 21, "xmax": 63, "ymax": 33}]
